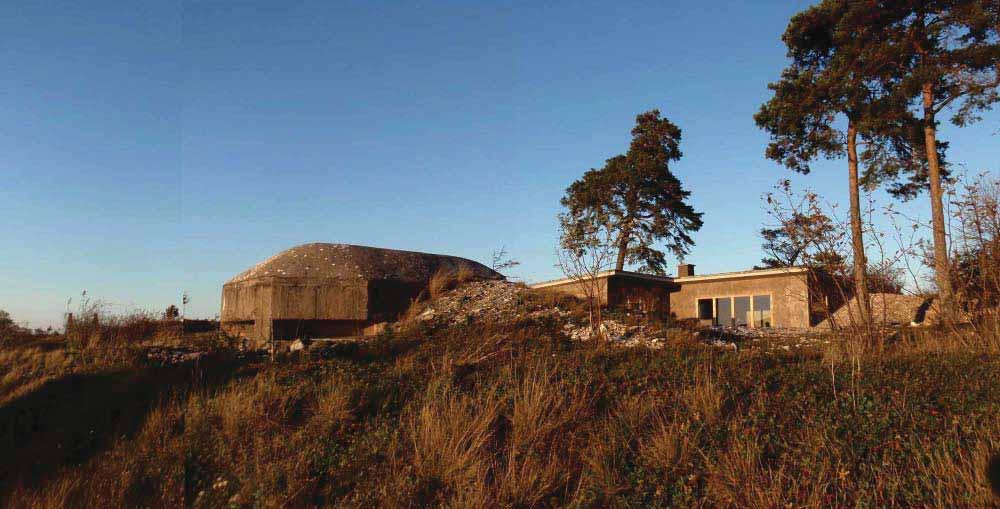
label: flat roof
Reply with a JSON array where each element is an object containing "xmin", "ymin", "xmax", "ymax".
[
  {"xmin": 673, "ymin": 266, "xmax": 808, "ymax": 283},
  {"xmin": 530, "ymin": 269, "xmax": 672, "ymax": 289},
  {"xmin": 529, "ymin": 266, "xmax": 808, "ymax": 289}
]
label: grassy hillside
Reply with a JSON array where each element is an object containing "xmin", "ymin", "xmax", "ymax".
[{"xmin": 2, "ymin": 289, "xmax": 1000, "ymax": 507}]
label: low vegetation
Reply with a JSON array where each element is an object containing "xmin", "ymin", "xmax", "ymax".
[{"xmin": 2, "ymin": 290, "xmax": 999, "ymax": 508}]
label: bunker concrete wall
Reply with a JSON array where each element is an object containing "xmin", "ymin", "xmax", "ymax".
[
  {"xmin": 266, "ymin": 280, "xmax": 368, "ymax": 320},
  {"xmin": 220, "ymin": 244, "xmax": 503, "ymax": 346},
  {"xmin": 271, "ymin": 319, "xmax": 368, "ymax": 339},
  {"xmin": 221, "ymin": 282, "xmax": 268, "ymax": 322},
  {"xmin": 222, "ymin": 278, "xmax": 370, "ymax": 344},
  {"xmin": 671, "ymin": 272, "xmax": 811, "ymax": 328},
  {"xmin": 367, "ymin": 280, "xmax": 429, "ymax": 322},
  {"xmin": 221, "ymin": 278, "xmax": 477, "ymax": 344}
]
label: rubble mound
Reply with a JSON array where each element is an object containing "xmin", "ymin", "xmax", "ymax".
[
  {"xmin": 562, "ymin": 321, "xmax": 671, "ymax": 349},
  {"xmin": 146, "ymin": 346, "xmax": 209, "ymax": 366},
  {"xmin": 561, "ymin": 321, "xmax": 741, "ymax": 350},
  {"xmin": 409, "ymin": 281, "xmax": 568, "ymax": 326},
  {"xmin": 410, "ymin": 281, "xmax": 729, "ymax": 350},
  {"xmin": 404, "ymin": 281, "xmax": 817, "ymax": 352}
]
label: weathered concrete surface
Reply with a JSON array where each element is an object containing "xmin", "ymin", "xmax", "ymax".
[
  {"xmin": 670, "ymin": 269, "xmax": 812, "ymax": 328},
  {"xmin": 221, "ymin": 243, "xmax": 501, "ymax": 345},
  {"xmin": 531, "ymin": 271, "xmax": 673, "ymax": 317},
  {"xmin": 531, "ymin": 267, "xmax": 818, "ymax": 328},
  {"xmin": 532, "ymin": 276, "xmax": 611, "ymax": 305},
  {"xmin": 816, "ymin": 293, "xmax": 938, "ymax": 329}
]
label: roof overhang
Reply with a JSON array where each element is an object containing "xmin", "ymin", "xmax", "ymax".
[
  {"xmin": 530, "ymin": 270, "xmax": 673, "ymax": 289},
  {"xmin": 673, "ymin": 266, "xmax": 809, "ymax": 283},
  {"xmin": 529, "ymin": 266, "xmax": 810, "ymax": 289}
]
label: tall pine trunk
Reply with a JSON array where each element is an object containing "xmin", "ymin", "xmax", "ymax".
[
  {"xmin": 846, "ymin": 122, "xmax": 872, "ymax": 328},
  {"xmin": 922, "ymin": 82, "xmax": 953, "ymax": 310},
  {"xmin": 615, "ymin": 235, "xmax": 628, "ymax": 271}
]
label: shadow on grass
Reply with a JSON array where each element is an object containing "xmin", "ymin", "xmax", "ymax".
[
  {"xmin": 0, "ymin": 353, "xmax": 256, "ymax": 496},
  {"xmin": 989, "ymin": 453, "xmax": 1000, "ymax": 498}
]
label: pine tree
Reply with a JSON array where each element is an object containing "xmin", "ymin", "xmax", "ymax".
[
  {"xmin": 560, "ymin": 110, "xmax": 703, "ymax": 274},
  {"xmin": 874, "ymin": 0, "xmax": 1000, "ymax": 311},
  {"xmin": 755, "ymin": 1, "xmax": 939, "ymax": 327}
]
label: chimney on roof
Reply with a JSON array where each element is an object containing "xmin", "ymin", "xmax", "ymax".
[{"xmin": 677, "ymin": 263, "xmax": 695, "ymax": 278}]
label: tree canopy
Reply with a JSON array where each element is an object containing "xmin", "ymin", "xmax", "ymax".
[
  {"xmin": 757, "ymin": 0, "xmax": 998, "ymax": 312},
  {"xmin": 865, "ymin": 0, "xmax": 999, "ymax": 305},
  {"xmin": 754, "ymin": 0, "xmax": 940, "ymax": 194},
  {"xmin": 560, "ymin": 110, "xmax": 703, "ymax": 275}
]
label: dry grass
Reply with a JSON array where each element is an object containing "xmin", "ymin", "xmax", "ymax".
[
  {"xmin": 398, "ymin": 364, "xmax": 585, "ymax": 507},
  {"xmin": 521, "ymin": 287, "xmax": 592, "ymax": 321},
  {"xmin": 641, "ymin": 413, "xmax": 699, "ymax": 478},
  {"xmin": 397, "ymin": 265, "xmax": 485, "ymax": 328},
  {"xmin": 407, "ymin": 379, "xmax": 500, "ymax": 500},
  {"xmin": 428, "ymin": 265, "xmax": 479, "ymax": 300},
  {"xmin": 6, "ymin": 363, "xmax": 355, "ymax": 508},
  {"xmin": 913, "ymin": 419, "xmax": 1000, "ymax": 507},
  {"xmin": 4, "ymin": 309, "xmax": 1000, "ymax": 507},
  {"xmin": 0, "ymin": 341, "xmax": 79, "ymax": 405},
  {"xmin": 400, "ymin": 293, "xmax": 429, "ymax": 324},
  {"xmin": 497, "ymin": 367, "xmax": 580, "ymax": 506},
  {"xmin": 683, "ymin": 366, "xmax": 724, "ymax": 423},
  {"xmin": 65, "ymin": 310, "xmax": 165, "ymax": 348}
]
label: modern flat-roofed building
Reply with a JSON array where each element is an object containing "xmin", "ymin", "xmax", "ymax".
[{"xmin": 530, "ymin": 263, "xmax": 827, "ymax": 329}]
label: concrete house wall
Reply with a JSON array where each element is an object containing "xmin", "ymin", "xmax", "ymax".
[
  {"xmin": 670, "ymin": 268, "xmax": 812, "ymax": 328},
  {"xmin": 530, "ymin": 266, "xmax": 815, "ymax": 328}
]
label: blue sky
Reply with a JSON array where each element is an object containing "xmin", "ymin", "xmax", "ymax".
[{"xmin": 1, "ymin": 1, "xmax": 997, "ymax": 328}]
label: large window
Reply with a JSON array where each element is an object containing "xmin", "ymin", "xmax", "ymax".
[
  {"xmin": 753, "ymin": 295, "xmax": 771, "ymax": 327},
  {"xmin": 715, "ymin": 298, "xmax": 732, "ymax": 327},
  {"xmin": 697, "ymin": 299, "xmax": 714, "ymax": 320},
  {"xmin": 697, "ymin": 295, "xmax": 772, "ymax": 327},
  {"xmin": 734, "ymin": 296, "xmax": 750, "ymax": 327}
]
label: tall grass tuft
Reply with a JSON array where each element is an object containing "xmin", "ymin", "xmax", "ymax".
[
  {"xmin": 407, "ymin": 378, "xmax": 501, "ymax": 503},
  {"xmin": 427, "ymin": 264, "xmax": 479, "ymax": 300}
]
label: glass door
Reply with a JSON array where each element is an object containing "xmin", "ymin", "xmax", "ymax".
[
  {"xmin": 753, "ymin": 295, "xmax": 771, "ymax": 327},
  {"xmin": 715, "ymin": 297, "xmax": 732, "ymax": 326},
  {"xmin": 734, "ymin": 296, "xmax": 750, "ymax": 327}
]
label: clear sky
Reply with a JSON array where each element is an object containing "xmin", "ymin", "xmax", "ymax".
[{"xmin": 1, "ymin": 1, "xmax": 997, "ymax": 328}]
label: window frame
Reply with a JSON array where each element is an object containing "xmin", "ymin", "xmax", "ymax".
[
  {"xmin": 697, "ymin": 298, "xmax": 714, "ymax": 320},
  {"xmin": 693, "ymin": 292, "xmax": 774, "ymax": 328}
]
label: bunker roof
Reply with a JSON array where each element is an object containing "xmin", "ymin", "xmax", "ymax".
[{"xmin": 226, "ymin": 243, "xmax": 500, "ymax": 284}]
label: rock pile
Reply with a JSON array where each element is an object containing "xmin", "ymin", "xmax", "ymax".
[
  {"xmin": 404, "ymin": 281, "xmax": 744, "ymax": 350},
  {"xmin": 410, "ymin": 281, "xmax": 567, "ymax": 326},
  {"xmin": 562, "ymin": 321, "xmax": 670, "ymax": 348},
  {"xmin": 146, "ymin": 346, "xmax": 208, "ymax": 366},
  {"xmin": 398, "ymin": 281, "xmax": 866, "ymax": 353},
  {"xmin": 284, "ymin": 337, "xmax": 361, "ymax": 357},
  {"xmin": 561, "ymin": 320, "xmax": 742, "ymax": 350}
]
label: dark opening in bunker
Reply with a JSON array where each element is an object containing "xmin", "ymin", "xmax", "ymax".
[{"xmin": 271, "ymin": 319, "xmax": 368, "ymax": 340}]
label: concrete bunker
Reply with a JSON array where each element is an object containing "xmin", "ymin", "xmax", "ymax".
[{"xmin": 221, "ymin": 243, "xmax": 501, "ymax": 346}]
